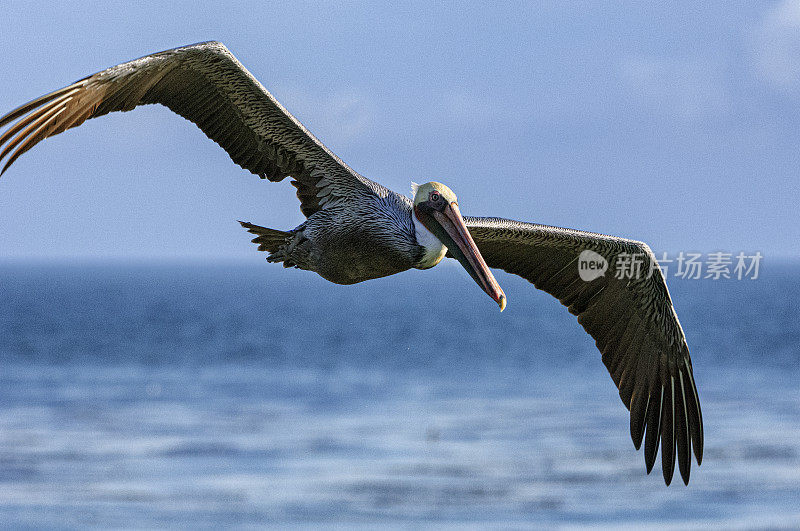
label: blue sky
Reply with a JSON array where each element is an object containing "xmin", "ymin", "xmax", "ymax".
[{"xmin": 1, "ymin": 1, "xmax": 798, "ymax": 260}]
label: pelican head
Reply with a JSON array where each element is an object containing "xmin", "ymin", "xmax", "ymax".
[{"xmin": 412, "ymin": 181, "xmax": 506, "ymax": 311}]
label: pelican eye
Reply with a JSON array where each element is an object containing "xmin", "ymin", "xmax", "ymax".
[{"xmin": 430, "ymin": 192, "xmax": 441, "ymax": 202}]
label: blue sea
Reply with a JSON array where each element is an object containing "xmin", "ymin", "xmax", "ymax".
[{"xmin": 0, "ymin": 261, "xmax": 798, "ymax": 528}]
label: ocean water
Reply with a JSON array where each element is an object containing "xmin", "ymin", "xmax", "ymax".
[{"xmin": 0, "ymin": 261, "xmax": 798, "ymax": 528}]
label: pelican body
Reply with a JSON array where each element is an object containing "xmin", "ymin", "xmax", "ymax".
[{"xmin": 0, "ymin": 42, "xmax": 701, "ymax": 486}]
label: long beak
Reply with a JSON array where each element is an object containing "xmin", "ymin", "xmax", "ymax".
[{"xmin": 432, "ymin": 202, "xmax": 507, "ymax": 311}]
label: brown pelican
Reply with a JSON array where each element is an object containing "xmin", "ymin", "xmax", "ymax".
[{"xmin": 0, "ymin": 42, "xmax": 702, "ymax": 485}]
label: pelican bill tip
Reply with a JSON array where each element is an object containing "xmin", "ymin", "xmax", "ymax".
[{"xmin": 499, "ymin": 294, "xmax": 507, "ymax": 312}]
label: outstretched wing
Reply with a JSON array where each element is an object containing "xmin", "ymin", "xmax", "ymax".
[
  {"xmin": 0, "ymin": 41, "xmax": 384, "ymax": 217},
  {"xmin": 461, "ymin": 216, "xmax": 703, "ymax": 486}
]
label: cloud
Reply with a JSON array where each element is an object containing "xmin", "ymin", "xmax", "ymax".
[
  {"xmin": 619, "ymin": 55, "xmax": 728, "ymax": 121},
  {"xmin": 269, "ymin": 84, "xmax": 376, "ymax": 147},
  {"xmin": 751, "ymin": 0, "xmax": 800, "ymax": 93},
  {"xmin": 436, "ymin": 88, "xmax": 513, "ymax": 125}
]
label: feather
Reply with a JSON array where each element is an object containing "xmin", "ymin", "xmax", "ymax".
[
  {"xmin": 0, "ymin": 41, "xmax": 389, "ymax": 218},
  {"xmin": 462, "ymin": 216, "xmax": 703, "ymax": 485}
]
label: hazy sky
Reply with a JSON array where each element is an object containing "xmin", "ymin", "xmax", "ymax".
[{"xmin": 1, "ymin": 1, "xmax": 798, "ymax": 261}]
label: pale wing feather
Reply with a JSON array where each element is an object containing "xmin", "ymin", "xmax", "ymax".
[{"xmin": 461, "ymin": 216, "xmax": 703, "ymax": 486}]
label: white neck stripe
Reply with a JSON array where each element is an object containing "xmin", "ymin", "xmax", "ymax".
[{"xmin": 412, "ymin": 209, "xmax": 446, "ymax": 269}]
